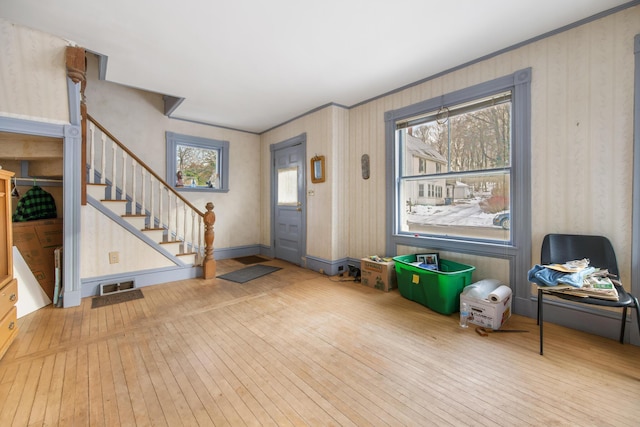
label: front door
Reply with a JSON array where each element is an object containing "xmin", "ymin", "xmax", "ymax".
[{"xmin": 272, "ymin": 137, "xmax": 305, "ymax": 265}]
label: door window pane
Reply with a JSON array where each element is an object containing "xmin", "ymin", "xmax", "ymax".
[{"xmin": 278, "ymin": 167, "xmax": 298, "ymax": 205}]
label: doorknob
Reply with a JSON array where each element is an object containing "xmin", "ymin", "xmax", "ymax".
[{"xmin": 296, "ymin": 202, "xmax": 302, "ymax": 211}]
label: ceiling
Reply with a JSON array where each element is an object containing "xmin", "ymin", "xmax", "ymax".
[{"xmin": 0, "ymin": 0, "xmax": 633, "ymax": 133}]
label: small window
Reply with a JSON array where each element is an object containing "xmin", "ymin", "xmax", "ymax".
[{"xmin": 166, "ymin": 132, "xmax": 229, "ymax": 192}]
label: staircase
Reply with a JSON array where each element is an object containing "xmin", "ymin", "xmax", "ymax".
[{"xmin": 85, "ymin": 115, "xmax": 216, "ymax": 277}]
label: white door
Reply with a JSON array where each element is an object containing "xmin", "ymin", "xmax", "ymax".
[{"xmin": 272, "ymin": 140, "xmax": 305, "ymax": 265}]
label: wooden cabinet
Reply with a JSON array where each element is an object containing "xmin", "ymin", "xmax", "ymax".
[{"xmin": 0, "ymin": 169, "xmax": 18, "ymax": 359}]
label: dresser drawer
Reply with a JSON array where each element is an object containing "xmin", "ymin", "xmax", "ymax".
[
  {"xmin": 0, "ymin": 278, "xmax": 17, "ymax": 319},
  {"xmin": 0, "ymin": 305, "xmax": 18, "ymax": 359}
]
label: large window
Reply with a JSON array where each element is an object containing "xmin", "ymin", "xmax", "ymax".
[
  {"xmin": 397, "ymin": 91, "xmax": 512, "ymax": 242},
  {"xmin": 166, "ymin": 132, "xmax": 229, "ymax": 192},
  {"xmin": 385, "ymin": 69, "xmax": 531, "ymax": 261}
]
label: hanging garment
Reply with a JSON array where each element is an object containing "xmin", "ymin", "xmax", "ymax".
[{"xmin": 12, "ymin": 185, "xmax": 57, "ymax": 222}]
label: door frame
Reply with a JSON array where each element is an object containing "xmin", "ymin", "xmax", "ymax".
[
  {"xmin": 0, "ymin": 81, "xmax": 82, "ymax": 307},
  {"xmin": 270, "ymin": 133, "xmax": 307, "ymax": 266}
]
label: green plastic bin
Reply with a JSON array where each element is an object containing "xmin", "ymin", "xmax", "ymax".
[{"xmin": 393, "ymin": 254, "xmax": 475, "ymax": 315}]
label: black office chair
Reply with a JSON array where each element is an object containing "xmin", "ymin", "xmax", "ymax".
[{"xmin": 537, "ymin": 233, "xmax": 640, "ymax": 355}]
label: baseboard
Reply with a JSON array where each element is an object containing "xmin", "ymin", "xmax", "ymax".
[
  {"xmin": 62, "ymin": 289, "xmax": 82, "ymax": 307},
  {"xmin": 81, "ymin": 265, "xmax": 201, "ymax": 297},
  {"xmin": 304, "ymin": 256, "xmax": 351, "ymax": 276},
  {"xmin": 213, "ymin": 244, "xmax": 263, "ymax": 260}
]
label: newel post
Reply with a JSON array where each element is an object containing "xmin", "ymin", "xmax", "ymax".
[{"xmin": 202, "ymin": 202, "xmax": 216, "ymax": 279}]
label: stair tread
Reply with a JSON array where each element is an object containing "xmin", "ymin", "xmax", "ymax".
[
  {"xmin": 122, "ymin": 214, "xmax": 146, "ymax": 218},
  {"xmin": 101, "ymin": 199, "xmax": 127, "ymax": 203},
  {"xmin": 142, "ymin": 227, "xmax": 165, "ymax": 231},
  {"xmin": 176, "ymin": 252, "xmax": 197, "ymax": 256},
  {"xmin": 159, "ymin": 240, "xmax": 182, "ymax": 244}
]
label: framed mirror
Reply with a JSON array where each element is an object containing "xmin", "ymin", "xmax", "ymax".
[
  {"xmin": 310, "ymin": 155, "xmax": 325, "ymax": 183},
  {"xmin": 166, "ymin": 132, "xmax": 229, "ymax": 192}
]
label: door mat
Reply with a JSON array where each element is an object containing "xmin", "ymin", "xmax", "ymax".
[
  {"xmin": 233, "ymin": 255, "xmax": 269, "ymax": 265},
  {"xmin": 91, "ymin": 289, "xmax": 144, "ymax": 308},
  {"xmin": 218, "ymin": 265, "xmax": 281, "ymax": 284}
]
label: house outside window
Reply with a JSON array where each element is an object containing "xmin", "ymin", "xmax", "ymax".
[
  {"xmin": 166, "ymin": 132, "xmax": 229, "ymax": 192},
  {"xmin": 385, "ymin": 69, "xmax": 531, "ymax": 258},
  {"xmin": 395, "ymin": 91, "xmax": 512, "ymax": 241}
]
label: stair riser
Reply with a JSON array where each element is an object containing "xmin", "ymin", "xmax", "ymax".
[
  {"xmin": 102, "ymin": 200, "xmax": 128, "ymax": 216},
  {"xmin": 87, "ymin": 184, "xmax": 107, "ymax": 200},
  {"xmin": 124, "ymin": 216, "xmax": 146, "ymax": 229},
  {"xmin": 160, "ymin": 242, "xmax": 181, "ymax": 254},
  {"xmin": 142, "ymin": 229, "xmax": 165, "ymax": 242},
  {"xmin": 177, "ymin": 254, "xmax": 196, "ymax": 266}
]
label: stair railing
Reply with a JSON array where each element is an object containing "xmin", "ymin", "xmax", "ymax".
[{"xmin": 86, "ymin": 114, "xmax": 215, "ymax": 274}]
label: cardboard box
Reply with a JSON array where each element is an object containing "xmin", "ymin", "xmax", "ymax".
[
  {"xmin": 360, "ymin": 258, "xmax": 397, "ymax": 292},
  {"xmin": 12, "ymin": 218, "xmax": 63, "ymax": 300},
  {"xmin": 460, "ymin": 292, "xmax": 512, "ymax": 330}
]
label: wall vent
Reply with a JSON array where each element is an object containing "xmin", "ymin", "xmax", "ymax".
[{"xmin": 99, "ymin": 279, "xmax": 136, "ymax": 296}]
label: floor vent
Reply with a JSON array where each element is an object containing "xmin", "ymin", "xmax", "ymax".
[{"xmin": 99, "ymin": 280, "xmax": 136, "ymax": 296}]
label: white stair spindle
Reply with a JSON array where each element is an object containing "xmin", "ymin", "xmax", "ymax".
[
  {"xmin": 89, "ymin": 122, "xmax": 95, "ymax": 184},
  {"xmin": 111, "ymin": 143, "xmax": 117, "ymax": 200},
  {"xmin": 167, "ymin": 192, "xmax": 173, "ymax": 242},
  {"xmin": 157, "ymin": 186, "xmax": 164, "ymax": 229},
  {"xmin": 175, "ymin": 197, "xmax": 180, "ymax": 242},
  {"xmin": 149, "ymin": 177, "xmax": 154, "ymax": 229},
  {"xmin": 183, "ymin": 204, "xmax": 188, "ymax": 249},
  {"xmin": 190, "ymin": 210, "xmax": 196, "ymax": 254},
  {"xmin": 140, "ymin": 169, "xmax": 147, "ymax": 215},
  {"xmin": 198, "ymin": 216, "xmax": 203, "ymax": 260},
  {"xmin": 131, "ymin": 161, "xmax": 137, "ymax": 214},
  {"xmin": 121, "ymin": 151, "xmax": 127, "ymax": 200},
  {"xmin": 100, "ymin": 133, "xmax": 106, "ymax": 185}
]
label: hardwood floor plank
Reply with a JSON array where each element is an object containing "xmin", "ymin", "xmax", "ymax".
[
  {"xmin": 144, "ymin": 329, "xmax": 202, "ymax": 426},
  {"xmin": 186, "ymin": 317, "xmax": 298, "ymax": 426},
  {"xmin": 176, "ymin": 316, "xmax": 284, "ymax": 426},
  {"xmin": 164, "ymin": 321, "xmax": 251, "ymax": 426},
  {"xmin": 1, "ymin": 259, "xmax": 639, "ymax": 426},
  {"xmin": 73, "ymin": 345, "xmax": 90, "ymax": 425},
  {"xmin": 106, "ymin": 338, "xmax": 136, "ymax": 425},
  {"xmin": 96, "ymin": 340, "xmax": 120, "ymax": 427},
  {"xmin": 26, "ymin": 353, "xmax": 56, "ymax": 426},
  {"xmin": 42, "ymin": 352, "xmax": 67, "ymax": 426},
  {"xmin": 150, "ymin": 323, "xmax": 217, "ymax": 426},
  {"xmin": 117, "ymin": 335, "xmax": 158, "ymax": 427},
  {"xmin": 58, "ymin": 348, "xmax": 78, "ymax": 424},
  {"xmin": 194, "ymin": 312, "xmax": 313, "ymax": 426},
  {"xmin": 133, "ymin": 331, "xmax": 186, "ymax": 427},
  {"xmin": 11, "ymin": 358, "xmax": 45, "ymax": 426},
  {"xmin": 0, "ymin": 360, "xmax": 33, "ymax": 425},
  {"xmin": 216, "ymin": 305, "xmax": 358, "ymax": 427},
  {"xmin": 87, "ymin": 342, "xmax": 105, "ymax": 427}
]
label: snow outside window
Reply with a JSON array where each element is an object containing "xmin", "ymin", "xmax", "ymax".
[{"xmin": 396, "ymin": 91, "xmax": 512, "ymax": 242}]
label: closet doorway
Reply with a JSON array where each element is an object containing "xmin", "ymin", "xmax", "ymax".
[{"xmin": 0, "ymin": 131, "xmax": 64, "ymax": 302}]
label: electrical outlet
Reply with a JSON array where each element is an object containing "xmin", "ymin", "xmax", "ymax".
[{"xmin": 109, "ymin": 251, "xmax": 119, "ymax": 264}]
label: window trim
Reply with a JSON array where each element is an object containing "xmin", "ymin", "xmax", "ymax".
[
  {"xmin": 166, "ymin": 131, "xmax": 229, "ymax": 192},
  {"xmin": 385, "ymin": 68, "xmax": 532, "ymax": 309}
]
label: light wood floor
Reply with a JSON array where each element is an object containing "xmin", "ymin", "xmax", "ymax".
[{"xmin": 1, "ymin": 258, "xmax": 639, "ymax": 426}]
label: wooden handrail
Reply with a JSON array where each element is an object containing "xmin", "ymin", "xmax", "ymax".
[{"xmin": 87, "ymin": 114, "xmax": 204, "ymax": 217}]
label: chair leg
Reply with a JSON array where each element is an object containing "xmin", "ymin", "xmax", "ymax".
[
  {"xmin": 538, "ymin": 288, "xmax": 544, "ymax": 355},
  {"xmin": 633, "ymin": 296, "xmax": 640, "ymax": 339},
  {"xmin": 619, "ymin": 307, "xmax": 627, "ymax": 344}
]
